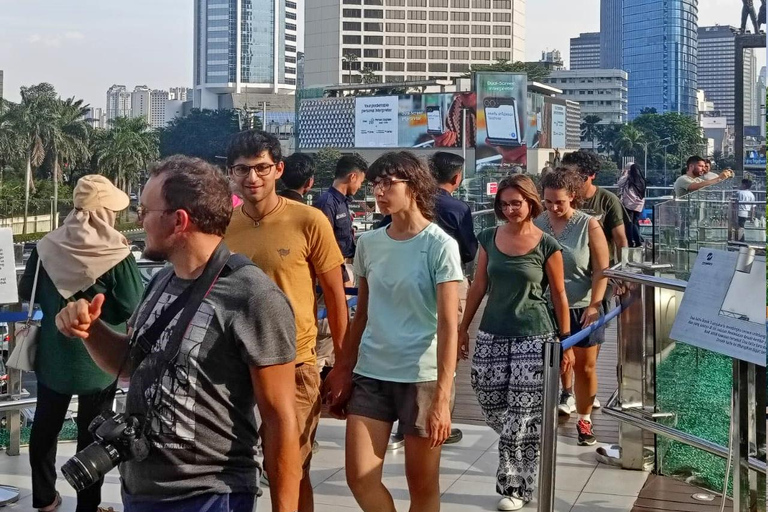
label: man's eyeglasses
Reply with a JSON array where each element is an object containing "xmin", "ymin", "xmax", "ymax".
[
  {"xmin": 500, "ymin": 200, "xmax": 525, "ymax": 211},
  {"xmin": 229, "ymin": 163, "xmax": 276, "ymax": 178},
  {"xmin": 372, "ymin": 177, "xmax": 409, "ymax": 192},
  {"xmin": 137, "ymin": 205, "xmax": 175, "ymax": 222}
]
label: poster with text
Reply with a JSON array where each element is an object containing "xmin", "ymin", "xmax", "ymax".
[
  {"xmin": 355, "ymin": 96, "xmax": 399, "ymax": 148},
  {"xmin": 0, "ymin": 228, "xmax": 18, "ymax": 305},
  {"xmin": 475, "ymin": 72, "xmax": 527, "ymax": 174},
  {"xmin": 397, "ymin": 93, "xmax": 477, "ymax": 148},
  {"xmin": 670, "ymin": 249, "xmax": 766, "ymax": 366}
]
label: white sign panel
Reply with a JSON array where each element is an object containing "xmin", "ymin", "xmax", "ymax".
[
  {"xmin": 670, "ymin": 249, "xmax": 766, "ymax": 366},
  {"xmin": 0, "ymin": 229, "xmax": 18, "ymax": 305},
  {"xmin": 551, "ymin": 104, "xmax": 567, "ymax": 148},
  {"xmin": 355, "ymin": 96, "xmax": 399, "ymax": 148}
]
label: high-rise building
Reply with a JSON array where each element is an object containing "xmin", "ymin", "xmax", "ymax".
[
  {"xmin": 131, "ymin": 86, "xmax": 151, "ymax": 123},
  {"xmin": 600, "ymin": 0, "xmax": 622, "ymax": 69},
  {"xmin": 150, "ymin": 90, "xmax": 170, "ymax": 128},
  {"xmin": 106, "ymin": 85, "xmax": 131, "ymax": 121},
  {"xmin": 759, "ymin": 67, "xmax": 766, "ymax": 138},
  {"xmin": 85, "ymin": 107, "xmax": 106, "ymax": 129},
  {"xmin": 193, "ymin": 0, "xmax": 299, "ymax": 109},
  {"xmin": 303, "ymin": 0, "xmax": 525, "ymax": 87},
  {"xmin": 570, "ymin": 32, "xmax": 600, "ymax": 70},
  {"xmin": 698, "ymin": 25, "xmax": 757, "ymax": 127},
  {"xmin": 169, "ymin": 87, "xmax": 193, "ymax": 101},
  {"xmin": 542, "ymin": 69, "xmax": 628, "ymax": 145},
  {"xmin": 622, "ymin": 0, "xmax": 698, "ymax": 119},
  {"xmin": 0, "ymin": 70, "xmax": 4, "ymax": 102}
]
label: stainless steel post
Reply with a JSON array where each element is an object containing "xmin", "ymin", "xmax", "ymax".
[{"xmin": 537, "ymin": 339, "xmax": 560, "ymax": 512}]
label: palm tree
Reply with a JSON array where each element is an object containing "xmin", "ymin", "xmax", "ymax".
[
  {"xmin": 48, "ymin": 98, "xmax": 91, "ymax": 227},
  {"xmin": 342, "ymin": 52, "xmax": 359, "ymax": 86},
  {"xmin": 92, "ymin": 116, "xmax": 159, "ymax": 197},
  {"xmin": 580, "ymin": 115, "xmax": 602, "ymax": 150},
  {"xmin": 616, "ymin": 125, "xmax": 645, "ymax": 160},
  {"xmin": 4, "ymin": 84, "xmax": 58, "ymax": 233}
]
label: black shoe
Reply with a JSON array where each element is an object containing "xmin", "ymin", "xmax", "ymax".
[
  {"xmin": 576, "ymin": 419, "xmax": 596, "ymax": 446},
  {"xmin": 444, "ymin": 428, "xmax": 463, "ymax": 445}
]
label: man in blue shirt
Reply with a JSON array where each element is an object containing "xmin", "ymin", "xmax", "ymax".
[
  {"xmin": 379, "ymin": 151, "xmax": 478, "ymax": 447},
  {"xmin": 312, "ymin": 155, "xmax": 368, "ymax": 283}
]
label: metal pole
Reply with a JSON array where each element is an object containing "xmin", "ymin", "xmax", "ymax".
[
  {"xmin": 462, "ymin": 108, "xmax": 468, "ymax": 202},
  {"xmin": 643, "ymin": 143, "xmax": 647, "ymax": 175},
  {"xmin": 537, "ymin": 339, "xmax": 561, "ymax": 512}
]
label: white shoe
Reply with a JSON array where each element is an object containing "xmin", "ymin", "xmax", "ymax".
[
  {"xmin": 497, "ymin": 496, "xmax": 525, "ymax": 511},
  {"xmin": 593, "ymin": 397, "xmax": 601, "ymax": 409},
  {"xmin": 557, "ymin": 392, "xmax": 576, "ymax": 416}
]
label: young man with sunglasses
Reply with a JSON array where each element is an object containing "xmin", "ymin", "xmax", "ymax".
[{"xmin": 224, "ymin": 130, "xmax": 348, "ymax": 512}]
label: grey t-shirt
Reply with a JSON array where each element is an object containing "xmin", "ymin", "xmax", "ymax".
[
  {"xmin": 674, "ymin": 174, "xmax": 701, "ymax": 197},
  {"xmin": 121, "ymin": 263, "xmax": 296, "ymax": 500}
]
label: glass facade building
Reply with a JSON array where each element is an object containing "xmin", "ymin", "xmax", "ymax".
[
  {"xmin": 600, "ymin": 0, "xmax": 622, "ymax": 70},
  {"xmin": 570, "ymin": 32, "xmax": 601, "ymax": 70},
  {"xmin": 622, "ymin": 0, "xmax": 698, "ymax": 119},
  {"xmin": 194, "ymin": 0, "xmax": 298, "ymax": 109}
]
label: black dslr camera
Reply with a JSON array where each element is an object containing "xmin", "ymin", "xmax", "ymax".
[{"xmin": 62, "ymin": 411, "xmax": 150, "ymax": 492}]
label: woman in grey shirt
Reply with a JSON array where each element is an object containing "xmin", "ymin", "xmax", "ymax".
[{"xmin": 535, "ymin": 168, "xmax": 609, "ymax": 447}]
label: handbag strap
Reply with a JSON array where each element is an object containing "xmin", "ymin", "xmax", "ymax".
[{"xmin": 26, "ymin": 258, "xmax": 42, "ymax": 323}]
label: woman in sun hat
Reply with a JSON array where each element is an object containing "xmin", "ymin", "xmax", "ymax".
[{"xmin": 20, "ymin": 175, "xmax": 143, "ymax": 512}]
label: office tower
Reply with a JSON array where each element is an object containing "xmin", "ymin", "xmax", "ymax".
[
  {"xmin": 622, "ymin": 0, "xmax": 698, "ymax": 119},
  {"xmin": 193, "ymin": 0, "xmax": 299, "ymax": 109},
  {"xmin": 131, "ymin": 85, "xmax": 151, "ymax": 123},
  {"xmin": 303, "ymin": 0, "xmax": 526, "ymax": 87},
  {"xmin": 542, "ymin": 69, "xmax": 628, "ymax": 126},
  {"xmin": 169, "ymin": 87, "xmax": 193, "ymax": 101},
  {"xmin": 698, "ymin": 25, "xmax": 757, "ymax": 127},
  {"xmin": 570, "ymin": 32, "xmax": 600, "ymax": 70},
  {"xmin": 600, "ymin": 0, "xmax": 622, "ymax": 69},
  {"xmin": 106, "ymin": 85, "xmax": 131, "ymax": 121}
]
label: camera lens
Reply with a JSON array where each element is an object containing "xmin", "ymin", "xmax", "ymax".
[{"xmin": 62, "ymin": 442, "xmax": 121, "ymax": 492}]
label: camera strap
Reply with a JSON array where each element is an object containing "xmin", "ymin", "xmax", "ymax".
[{"xmin": 109, "ymin": 242, "xmax": 254, "ymax": 401}]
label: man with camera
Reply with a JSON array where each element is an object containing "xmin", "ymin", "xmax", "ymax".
[{"xmin": 55, "ymin": 156, "xmax": 302, "ymax": 512}]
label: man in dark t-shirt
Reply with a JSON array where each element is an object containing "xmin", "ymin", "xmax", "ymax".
[
  {"xmin": 279, "ymin": 152, "xmax": 315, "ymax": 202},
  {"xmin": 55, "ymin": 156, "xmax": 301, "ymax": 511}
]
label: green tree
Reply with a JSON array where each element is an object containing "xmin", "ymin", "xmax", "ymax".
[
  {"xmin": 629, "ymin": 112, "xmax": 705, "ymax": 170},
  {"xmin": 92, "ymin": 117, "xmax": 159, "ymax": 196},
  {"xmin": 580, "ymin": 115, "xmax": 602, "ymax": 150},
  {"xmin": 464, "ymin": 60, "xmax": 551, "ymax": 82},
  {"xmin": 597, "ymin": 123, "xmax": 623, "ymax": 165},
  {"xmin": 313, "ymin": 147, "xmax": 342, "ymax": 188},
  {"xmin": 159, "ymin": 109, "xmax": 241, "ymax": 163},
  {"xmin": 3, "ymin": 83, "xmax": 59, "ymax": 233},
  {"xmin": 616, "ymin": 124, "xmax": 646, "ymax": 160},
  {"xmin": 360, "ymin": 67, "xmax": 380, "ymax": 85},
  {"xmin": 48, "ymin": 97, "xmax": 91, "ymax": 227},
  {"xmin": 342, "ymin": 53, "xmax": 359, "ymax": 86}
]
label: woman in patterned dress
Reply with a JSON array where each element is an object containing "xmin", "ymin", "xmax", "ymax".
[{"xmin": 458, "ymin": 175, "xmax": 572, "ymax": 511}]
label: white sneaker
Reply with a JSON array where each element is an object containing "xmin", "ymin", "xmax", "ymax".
[
  {"xmin": 497, "ymin": 496, "xmax": 525, "ymax": 511},
  {"xmin": 593, "ymin": 397, "xmax": 601, "ymax": 409},
  {"xmin": 557, "ymin": 392, "xmax": 576, "ymax": 416}
]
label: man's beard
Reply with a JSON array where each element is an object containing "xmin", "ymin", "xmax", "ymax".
[{"xmin": 142, "ymin": 247, "xmax": 169, "ymax": 262}]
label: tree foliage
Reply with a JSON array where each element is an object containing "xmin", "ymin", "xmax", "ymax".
[
  {"xmin": 91, "ymin": 117, "xmax": 158, "ymax": 193},
  {"xmin": 158, "ymin": 109, "xmax": 241, "ymax": 163},
  {"xmin": 580, "ymin": 115, "xmax": 602, "ymax": 150},
  {"xmin": 313, "ymin": 147, "xmax": 342, "ymax": 188}
]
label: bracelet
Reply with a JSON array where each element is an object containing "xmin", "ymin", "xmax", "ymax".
[{"xmin": 558, "ymin": 332, "xmax": 571, "ymax": 340}]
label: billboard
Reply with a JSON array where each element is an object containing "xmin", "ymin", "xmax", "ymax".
[
  {"xmin": 475, "ymin": 72, "xmax": 527, "ymax": 173},
  {"xmin": 355, "ymin": 96, "xmax": 399, "ymax": 148},
  {"xmin": 397, "ymin": 93, "xmax": 477, "ymax": 148}
]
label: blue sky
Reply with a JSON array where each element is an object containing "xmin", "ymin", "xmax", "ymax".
[{"xmin": 0, "ymin": 0, "xmax": 763, "ymax": 109}]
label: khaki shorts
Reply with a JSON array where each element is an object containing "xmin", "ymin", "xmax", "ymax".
[
  {"xmin": 295, "ymin": 363, "xmax": 322, "ymax": 472},
  {"xmin": 347, "ymin": 374, "xmax": 455, "ymax": 438}
]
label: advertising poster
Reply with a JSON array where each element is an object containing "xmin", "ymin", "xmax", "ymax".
[
  {"xmin": 475, "ymin": 72, "xmax": 527, "ymax": 173},
  {"xmin": 548, "ymin": 98, "xmax": 567, "ymax": 149},
  {"xmin": 354, "ymin": 96, "xmax": 399, "ymax": 148},
  {"xmin": 0, "ymin": 228, "xmax": 18, "ymax": 305},
  {"xmin": 670, "ymin": 249, "xmax": 766, "ymax": 366},
  {"xmin": 397, "ymin": 93, "xmax": 477, "ymax": 148}
]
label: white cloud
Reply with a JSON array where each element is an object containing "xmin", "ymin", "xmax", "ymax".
[
  {"xmin": 64, "ymin": 31, "xmax": 85, "ymax": 40},
  {"xmin": 28, "ymin": 34, "xmax": 41, "ymax": 43}
]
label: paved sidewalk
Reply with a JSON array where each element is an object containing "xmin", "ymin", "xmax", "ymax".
[{"xmin": 0, "ymin": 419, "xmax": 649, "ymax": 511}]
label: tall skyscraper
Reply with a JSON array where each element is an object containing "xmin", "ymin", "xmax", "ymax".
[
  {"xmin": 131, "ymin": 86, "xmax": 151, "ymax": 123},
  {"xmin": 303, "ymin": 0, "xmax": 525, "ymax": 87},
  {"xmin": 193, "ymin": 0, "xmax": 299, "ymax": 109},
  {"xmin": 106, "ymin": 85, "xmax": 131, "ymax": 121},
  {"xmin": 698, "ymin": 25, "xmax": 757, "ymax": 127},
  {"xmin": 150, "ymin": 90, "xmax": 170, "ymax": 128},
  {"xmin": 622, "ymin": 0, "xmax": 698, "ymax": 119},
  {"xmin": 600, "ymin": 0, "xmax": 622, "ymax": 69},
  {"xmin": 570, "ymin": 32, "xmax": 600, "ymax": 70}
]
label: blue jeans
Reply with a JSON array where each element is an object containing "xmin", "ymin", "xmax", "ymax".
[{"xmin": 123, "ymin": 492, "xmax": 257, "ymax": 512}]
